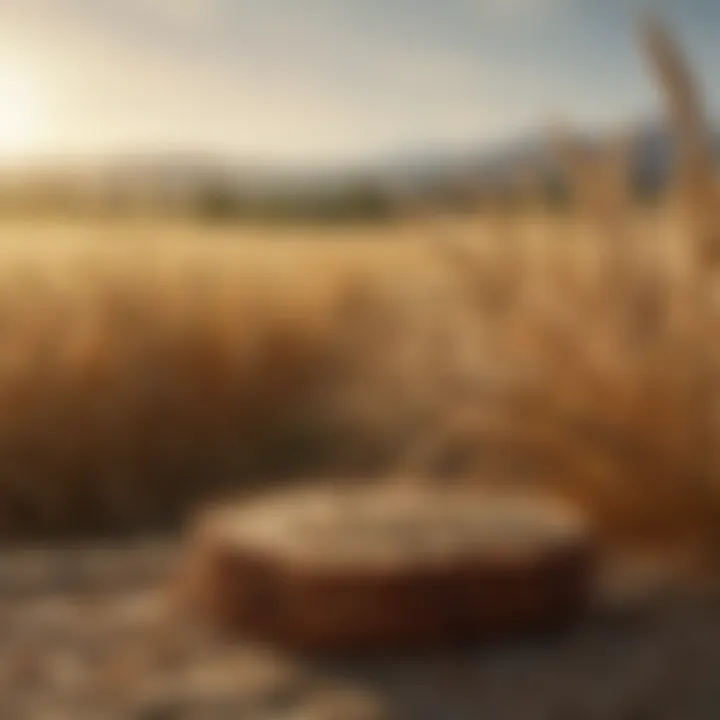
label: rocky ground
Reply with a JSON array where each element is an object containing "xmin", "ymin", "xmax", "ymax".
[{"xmin": 1, "ymin": 541, "xmax": 720, "ymax": 720}]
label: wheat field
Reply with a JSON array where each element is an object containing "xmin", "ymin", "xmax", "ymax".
[{"xmin": 0, "ymin": 18, "xmax": 717, "ymax": 579}]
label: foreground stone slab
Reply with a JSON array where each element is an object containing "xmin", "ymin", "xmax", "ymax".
[
  {"xmin": 3, "ymin": 540, "xmax": 720, "ymax": 718},
  {"xmin": 177, "ymin": 485, "xmax": 596, "ymax": 652}
]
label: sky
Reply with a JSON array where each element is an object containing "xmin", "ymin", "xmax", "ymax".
[{"xmin": 0, "ymin": 0, "xmax": 718, "ymax": 167}]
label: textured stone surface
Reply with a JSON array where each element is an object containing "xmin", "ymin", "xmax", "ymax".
[
  {"xmin": 179, "ymin": 486, "xmax": 595, "ymax": 651},
  {"xmin": 2, "ymin": 541, "xmax": 720, "ymax": 719}
]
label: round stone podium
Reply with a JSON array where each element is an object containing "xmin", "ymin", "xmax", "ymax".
[{"xmin": 177, "ymin": 485, "xmax": 595, "ymax": 652}]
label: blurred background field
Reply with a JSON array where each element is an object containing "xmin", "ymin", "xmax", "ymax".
[
  {"xmin": 0, "ymin": 14, "xmax": 716, "ymax": 565},
  {"xmin": 0, "ymin": 203, "xmax": 712, "ymax": 564}
]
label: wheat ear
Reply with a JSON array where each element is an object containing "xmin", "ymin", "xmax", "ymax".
[{"xmin": 639, "ymin": 12, "xmax": 718, "ymax": 267}]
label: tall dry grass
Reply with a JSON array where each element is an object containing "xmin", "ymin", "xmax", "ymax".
[
  {"xmin": 0, "ymin": 15, "xmax": 717, "ymax": 573},
  {"xmin": 0, "ymin": 233, "xmax": 463, "ymax": 538},
  {"xmin": 417, "ymin": 15, "xmax": 720, "ymax": 563}
]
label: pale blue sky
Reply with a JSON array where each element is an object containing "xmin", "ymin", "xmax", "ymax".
[{"xmin": 0, "ymin": 0, "xmax": 718, "ymax": 165}]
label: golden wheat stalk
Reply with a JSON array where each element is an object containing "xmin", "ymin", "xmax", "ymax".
[
  {"xmin": 639, "ymin": 12, "xmax": 718, "ymax": 266},
  {"xmin": 638, "ymin": 13, "xmax": 720, "ymax": 551}
]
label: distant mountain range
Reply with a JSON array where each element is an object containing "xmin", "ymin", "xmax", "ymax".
[
  {"xmin": 2, "ymin": 121, "xmax": 718, "ymax": 202},
  {"xmin": 373, "ymin": 123, "xmax": 718, "ymax": 193}
]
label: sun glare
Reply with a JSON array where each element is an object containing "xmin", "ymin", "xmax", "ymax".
[{"xmin": 0, "ymin": 71, "xmax": 41, "ymax": 159}]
